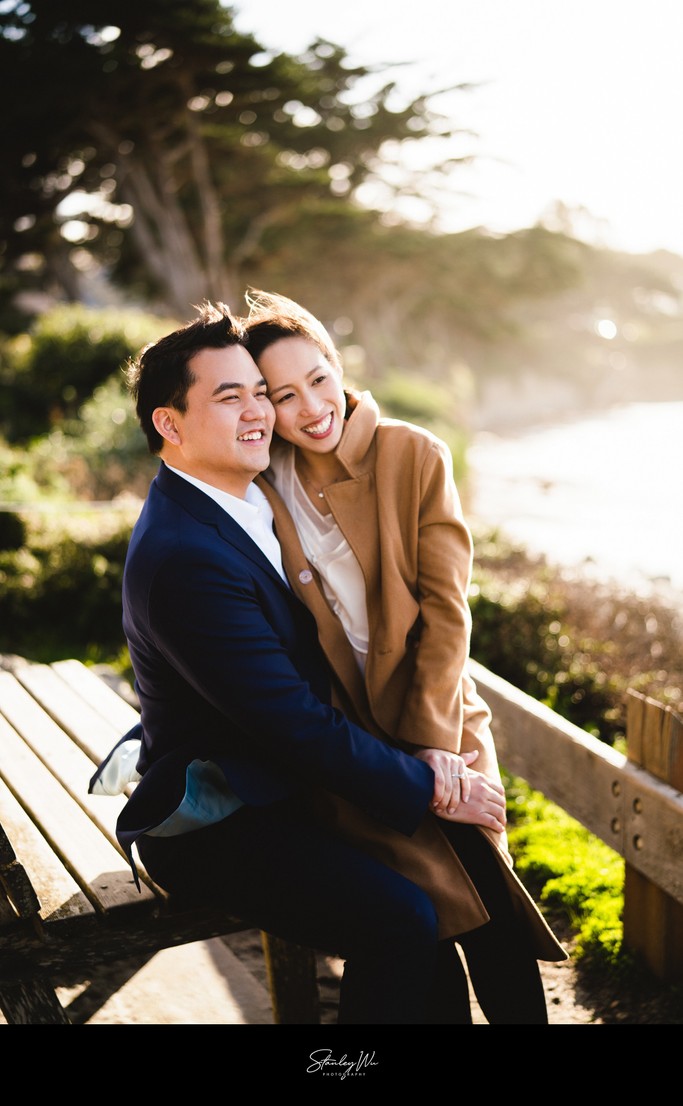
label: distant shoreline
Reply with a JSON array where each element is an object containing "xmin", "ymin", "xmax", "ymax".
[{"xmin": 465, "ymin": 399, "xmax": 683, "ymax": 604}]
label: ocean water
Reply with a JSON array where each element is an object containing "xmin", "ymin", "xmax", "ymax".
[{"xmin": 466, "ymin": 401, "xmax": 683, "ymax": 599}]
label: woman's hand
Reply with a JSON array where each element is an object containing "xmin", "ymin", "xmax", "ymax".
[
  {"xmin": 413, "ymin": 747, "xmax": 480, "ymax": 813},
  {"xmin": 433, "ymin": 770, "xmax": 507, "ymax": 834}
]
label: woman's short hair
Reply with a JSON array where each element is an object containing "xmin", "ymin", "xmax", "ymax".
[{"xmin": 243, "ymin": 289, "xmax": 342, "ymax": 372}]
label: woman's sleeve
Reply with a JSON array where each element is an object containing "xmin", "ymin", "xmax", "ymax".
[{"xmin": 394, "ymin": 439, "xmax": 474, "ymax": 751}]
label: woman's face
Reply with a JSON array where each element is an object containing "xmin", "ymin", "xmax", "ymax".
[{"xmin": 256, "ymin": 335, "xmax": 346, "ymax": 456}]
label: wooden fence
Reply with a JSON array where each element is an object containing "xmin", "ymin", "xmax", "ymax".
[{"xmin": 469, "ymin": 659, "xmax": 683, "ymax": 981}]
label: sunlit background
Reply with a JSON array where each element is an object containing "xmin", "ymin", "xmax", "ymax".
[
  {"xmin": 232, "ymin": 0, "xmax": 683, "ymax": 593},
  {"xmin": 233, "ymin": 0, "xmax": 683, "ymax": 255},
  {"xmin": 1, "ymin": 0, "xmax": 682, "ymax": 656}
]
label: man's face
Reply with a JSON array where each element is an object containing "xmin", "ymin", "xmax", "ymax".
[{"xmin": 158, "ymin": 344, "xmax": 275, "ymax": 496}]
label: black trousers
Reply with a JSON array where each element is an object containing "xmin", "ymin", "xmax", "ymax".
[{"xmin": 137, "ymin": 799, "xmax": 547, "ymax": 1025}]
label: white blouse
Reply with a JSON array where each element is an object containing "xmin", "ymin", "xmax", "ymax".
[{"xmin": 269, "ymin": 449, "xmax": 369, "ymax": 672}]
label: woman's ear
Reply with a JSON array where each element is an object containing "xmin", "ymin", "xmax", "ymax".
[{"xmin": 152, "ymin": 407, "xmax": 181, "ymax": 446}]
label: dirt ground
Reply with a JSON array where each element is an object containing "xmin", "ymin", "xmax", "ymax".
[{"xmin": 222, "ymin": 914, "xmax": 683, "ymax": 1026}]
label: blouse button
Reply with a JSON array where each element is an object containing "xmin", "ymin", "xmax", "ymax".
[{"xmin": 298, "ymin": 569, "xmax": 313, "ymax": 584}]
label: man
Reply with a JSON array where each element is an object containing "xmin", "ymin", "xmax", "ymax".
[{"xmin": 94, "ymin": 302, "xmax": 468, "ymax": 1025}]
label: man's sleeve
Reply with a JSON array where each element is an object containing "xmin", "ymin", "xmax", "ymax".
[{"xmin": 148, "ymin": 551, "xmax": 434, "ymax": 836}]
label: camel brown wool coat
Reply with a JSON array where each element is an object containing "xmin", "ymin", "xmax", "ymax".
[{"xmin": 257, "ymin": 390, "xmax": 566, "ymax": 960}]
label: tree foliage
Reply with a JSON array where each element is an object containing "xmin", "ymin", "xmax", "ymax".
[{"xmin": 0, "ymin": 0, "xmax": 475, "ymax": 317}]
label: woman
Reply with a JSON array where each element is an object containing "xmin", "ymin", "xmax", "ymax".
[{"xmin": 244, "ymin": 289, "xmax": 566, "ymax": 1024}]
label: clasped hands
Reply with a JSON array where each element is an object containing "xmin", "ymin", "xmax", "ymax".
[{"xmin": 413, "ymin": 748, "xmax": 506, "ymax": 834}]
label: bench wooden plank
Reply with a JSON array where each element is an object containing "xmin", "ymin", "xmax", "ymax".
[
  {"xmin": 8, "ymin": 661, "xmax": 124, "ymax": 765},
  {"xmin": 0, "ymin": 671, "xmax": 164, "ymax": 900},
  {"xmin": 0, "ymin": 715, "xmax": 153, "ymax": 913},
  {"xmin": 470, "ymin": 658, "xmax": 683, "ymax": 905},
  {"xmin": 50, "ymin": 659, "xmax": 141, "ymax": 735},
  {"xmin": 0, "ymin": 815, "xmax": 40, "ymax": 923},
  {"xmin": 0, "ymin": 670, "xmax": 137, "ymax": 842},
  {"xmin": 0, "ymin": 975, "xmax": 73, "ymax": 1025},
  {"xmin": 0, "ymin": 776, "xmax": 94, "ymax": 925}
]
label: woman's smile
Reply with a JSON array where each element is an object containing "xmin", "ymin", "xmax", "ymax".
[{"xmin": 301, "ymin": 411, "xmax": 334, "ymax": 438}]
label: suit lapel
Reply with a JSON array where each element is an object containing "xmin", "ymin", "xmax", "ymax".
[{"xmin": 156, "ymin": 464, "xmax": 291, "ymax": 593}]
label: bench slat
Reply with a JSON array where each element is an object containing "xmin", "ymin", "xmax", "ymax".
[
  {"xmin": 0, "ymin": 671, "xmax": 162, "ymax": 896},
  {"xmin": 0, "ymin": 671, "xmax": 134, "ymax": 833},
  {"xmin": 0, "ymin": 815, "xmax": 40, "ymax": 921},
  {"xmin": 50, "ymin": 659, "xmax": 141, "ymax": 734},
  {"xmin": 0, "ymin": 715, "xmax": 154, "ymax": 913},
  {"xmin": 0, "ymin": 777, "xmax": 95, "ymax": 925},
  {"xmin": 9, "ymin": 661, "xmax": 124, "ymax": 765}
]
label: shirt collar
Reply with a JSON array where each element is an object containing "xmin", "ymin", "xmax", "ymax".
[{"xmin": 164, "ymin": 463, "xmax": 269, "ymax": 528}]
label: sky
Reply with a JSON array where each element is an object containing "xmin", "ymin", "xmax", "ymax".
[{"xmin": 231, "ymin": 0, "xmax": 683, "ymax": 257}]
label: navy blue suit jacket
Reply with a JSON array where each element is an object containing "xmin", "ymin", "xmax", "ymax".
[{"xmin": 114, "ymin": 463, "xmax": 433, "ymax": 867}]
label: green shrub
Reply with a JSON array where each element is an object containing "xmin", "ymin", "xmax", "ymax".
[
  {"xmin": 0, "ymin": 435, "xmax": 74, "ymax": 502},
  {"xmin": 0, "ymin": 510, "xmax": 26, "ymax": 551},
  {"xmin": 0, "ymin": 510, "xmax": 136, "ymax": 659},
  {"xmin": 468, "ymin": 528, "xmax": 683, "ymax": 744},
  {"xmin": 0, "ymin": 304, "xmax": 178, "ymax": 442},
  {"xmin": 469, "ymin": 571, "xmax": 625, "ymax": 743},
  {"xmin": 30, "ymin": 377, "xmax": 159, "ymax": 500},
  {"xmin": 373, "ymin": 372, "xmax": 469, "ymax": 481}
]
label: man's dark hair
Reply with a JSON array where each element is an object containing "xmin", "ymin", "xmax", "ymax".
[{"xmin": 128, "ymin": 301, "xmax": 246, "ymax": 454}]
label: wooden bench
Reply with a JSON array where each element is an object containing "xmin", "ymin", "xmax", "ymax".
[{"xmin": 0, "ymin": 655, "xmax": 321, "ymax": 1025}]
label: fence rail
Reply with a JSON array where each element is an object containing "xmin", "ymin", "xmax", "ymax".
[{"xmin": 469, "ymin": 659, "xmax": 683, "ymax": 980}]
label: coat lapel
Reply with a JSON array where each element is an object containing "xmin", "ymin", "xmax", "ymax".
[{"xmin": 257, "ymin": 475, "xmax": 375, "ymax": 728}]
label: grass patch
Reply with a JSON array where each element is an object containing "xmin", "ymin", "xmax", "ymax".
[{"xmin": 504, "ymin": 771, "xmax": 625, "ymax": 971}]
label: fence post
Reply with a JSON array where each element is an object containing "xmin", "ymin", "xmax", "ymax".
[{"xmin": 624, "ymin": 690, "xmax": 683, "ymax": 980}]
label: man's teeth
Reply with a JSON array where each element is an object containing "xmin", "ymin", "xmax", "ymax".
[
  {"xmin": 239, "ymin": 430, "xmax": 264, "ymax": 441},
  {"xmin": 303, "ymin": 413, "xmax": 332, "ymax": 435}
]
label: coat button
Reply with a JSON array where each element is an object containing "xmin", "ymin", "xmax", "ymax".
[{"xmin": 298, "ymin": 569, "xmax": 313, "ymax": 584}]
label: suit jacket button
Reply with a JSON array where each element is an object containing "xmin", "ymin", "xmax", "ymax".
[{"xmin": 298, "ymin": 569, "xmax": 313, "ymax": 584}]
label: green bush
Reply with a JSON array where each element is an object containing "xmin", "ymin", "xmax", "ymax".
[
  {"xmin": 0, "ymin": 304, "xmax": 178, "ymax": 442},
  {"xmin": 469, "ymin": 571, "xmax": 624, "ymax": 743},
  {"xmin": 0, "ymin": 510, "xmax": 26, "ymax": 551},
  {"xmin": 468, "ymin": 529, "xmax": 683, "ymax": 744},
  {"xmin": 0, "ymin": 510, "xmax": 136, "ymax": 660},
  {"xmin": 373, "ymin": 372, "xmax": 469, "ymax": 481},
  {"xmin": 30, "ymin": 377, "xmax": 159, "ymax": 500},
  {"xmin": 0, "ymin": 435, "xmax": 74, "ymax": 502}
]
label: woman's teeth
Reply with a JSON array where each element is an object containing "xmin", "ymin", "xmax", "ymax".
[{"xmin": 303, "ymin": 413, "xmax": 332, "ymax": 435}]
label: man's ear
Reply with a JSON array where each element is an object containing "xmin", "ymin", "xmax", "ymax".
[{"xmin": 152, "ymin": 407, "xmax": 181, "ymax": 446}]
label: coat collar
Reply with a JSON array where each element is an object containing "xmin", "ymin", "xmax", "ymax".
[{"xmin": 334, "ymin": 389, "xmax": 381, "ymax": 475}]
